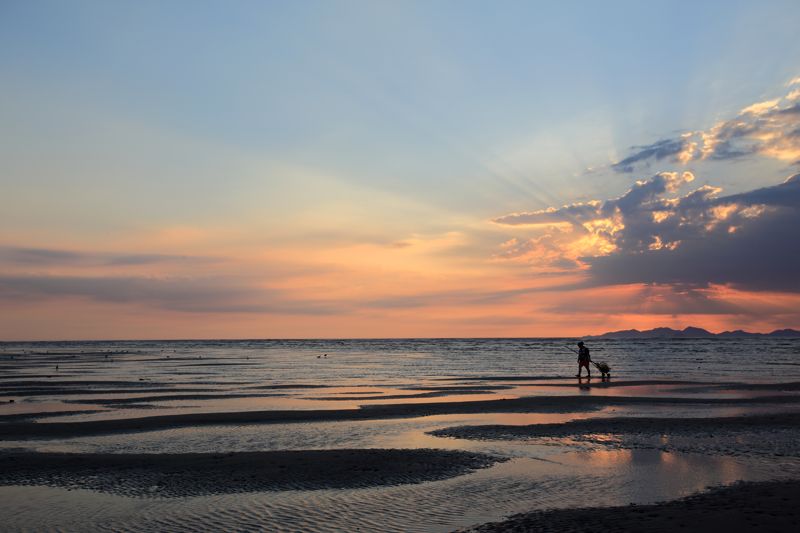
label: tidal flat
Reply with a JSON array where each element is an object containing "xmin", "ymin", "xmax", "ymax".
[{"xmin": 1, "ymin": 339, "xmax": 799, "ymax": 532}]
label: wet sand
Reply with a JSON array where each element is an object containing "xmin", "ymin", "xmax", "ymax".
[
  {"xmin": 0, "ymin": 387, "xmax": 214, "ymax": 397},
  {"xmin": 63, "ymin": 393, "xmax": 288, "ymax": 405},
  {"xmin": 3, "ymin": 393, "xmax": 798, "ymax": 440},
  {"xmin": 0, "ymin": 448, "xmax": 505, "ymax": 497},
  {"xmin": 430, "ymin": 412, "xmax": 800, "ymax": 440},
  {"xmin": 3, "ymin": 346, "xmax": 800, "ymax": 532},
  {"xmin": 307, "ymin": 390, "xmax": 494, "ymax": 401},
  {"xmin": 0, "ymin": 410, "xmax": 104, "ymax": 422},
  {"xmin": 459, "ymin": 479, "xmax": 800, "ymax": 532}
]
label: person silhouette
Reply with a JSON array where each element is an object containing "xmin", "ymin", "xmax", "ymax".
[{"xmin": 576, "ymin": 341, "xmax": 591, "ymax": 378}]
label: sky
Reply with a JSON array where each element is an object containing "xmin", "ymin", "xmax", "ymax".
[{"xmin": 1, "ymin": 0, "xmax": 800, "ymax": 340}]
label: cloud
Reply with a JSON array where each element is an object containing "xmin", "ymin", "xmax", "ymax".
[
  {"xmin": 493, "ymin": 171, "xmax": 696, "ymax": 257},
  {"xmin": 0, "ymin": 271, "xmax": 565, "ymax": 316},
  {"xmin": 493, "ymin": 171, "xmax": 694, "ymax": 226},
  {"xmin": 0, "ymin": 246, "xmax": 216, "ymax": 267},
  {"xmin": 585, "ymin": 196, "xmax": 800, "ymax": 292},
  {"xmin": 362, "ymin": 285, "xmax": 546, "ymax": 310},
  {"xmin": 610, "ymin": 84, "xmax": 800, "ymax": 172},
  {"xmin": 740, "ymin": 98, "xmax": 781, "ymax": 115},
  {"xmin": 0, "ymin": 275, "xmax": 339, "ymax": 315},
  {"xmin": 611, "ymin": 138, "xmax": 689, "ymax": 173},
  {"xmin": 494, "ymin": 236, "xmax": 581, "ymax": 270},
  {"xmin": 543, "ymin": 284, "xmax": 748, "ymax": 316},
  {"xmin": 492, "ymin": 202, "xmax": 600, "ymax": 226},
  {"xmin": 541, "ymin": 282, "xmax": 800, "ymax": 319},
  {"xmin": 494, "ymin": 172, "xmax": 800, "ymax": 292}
]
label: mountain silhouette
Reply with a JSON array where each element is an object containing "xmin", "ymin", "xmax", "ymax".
[{"xmin": 585, "ymin": 326, "xmax": 800, "ymax": 340}]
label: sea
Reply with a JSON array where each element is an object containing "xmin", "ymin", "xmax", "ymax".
[
  {"xmin": 1, "ymin": 338, "xmax": 799, "ymax": 532},
  {"xmin": 2, "ymin": 337, "xmax": 800, "ymax": 385}
]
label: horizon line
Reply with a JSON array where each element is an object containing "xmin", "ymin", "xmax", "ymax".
[{"xmin": 3, "ymin": 329, "xmax": 799, "ymax": 343}]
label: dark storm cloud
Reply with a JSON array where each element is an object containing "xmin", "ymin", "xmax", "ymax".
[
  {"xmin": 723, "ymin": 174, "xmax": 800, "ymax": 207},
  {"xmin": 593, "ymin": 174, "xmax": 800, "ymax": 292},
  {"xmin": 495, "ymin": 172, "xmax": 800, "ymax": 293},
  {"xmin": 584, "ymin": 202, "xmax": 800, "ymax": 292}
]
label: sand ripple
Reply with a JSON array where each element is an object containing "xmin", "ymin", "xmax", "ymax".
[{"xmin": 0, "ymin": 449, "xmax": 505, "ymax": 498}]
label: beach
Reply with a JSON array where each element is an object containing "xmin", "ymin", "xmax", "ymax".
[
  {"xmin": 1, "ymin": 339, "xmax": 799, "ymax": 531},
  {"xmin": 459, "ymin": 480, "xmax": 800, "ymax": 532}
]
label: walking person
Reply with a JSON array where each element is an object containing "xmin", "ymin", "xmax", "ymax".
[{"xmin": 576, "ymin": 341, "xmax": 591, "ymax": 378}]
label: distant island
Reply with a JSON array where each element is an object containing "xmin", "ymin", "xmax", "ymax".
[{"xmin": 584, "ymin": 326, "xmax": 800, "ymax": 340}]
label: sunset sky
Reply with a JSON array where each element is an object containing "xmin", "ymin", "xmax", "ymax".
[{"xmin": 2, "ymin": 1, "xmax": 800, "ymax": 340}]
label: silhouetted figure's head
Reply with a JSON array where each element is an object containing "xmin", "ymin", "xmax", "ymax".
[{"xmin": 577, "ymin": 341, "xmax": 584, "ymax": 347}]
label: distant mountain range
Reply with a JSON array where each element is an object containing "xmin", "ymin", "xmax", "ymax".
[{"xmin": 584, "ymin": 326, "xmax": 800, "ymax": 340}]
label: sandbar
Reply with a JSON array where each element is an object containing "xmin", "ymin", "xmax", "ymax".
[
  {"xmin": 430, "ymin": 412, "xmax": 800, "ymax": 440},
  {"xmin": 3, "ymin": 394, "xmax": 799, "ymax": 440},
  {"xmin": 458, "ymin": 479, "xmax": 800, "ymax": 532},
  {"xmin": 0, "ymin": 448, "xmax": 505, "ymax": 497}
]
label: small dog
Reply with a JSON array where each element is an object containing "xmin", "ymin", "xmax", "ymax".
[{"xmin": 592, "ymin": 361, "xmax": 611, "ymax": 379}]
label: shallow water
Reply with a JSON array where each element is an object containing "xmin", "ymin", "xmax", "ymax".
[
  {"xmin": 1, "ymin": 449, "xmax": 797, "ymax": 533},
  {"xmin": 2, "ymin": 338, "xmax": 799, "ymax": 420},
  {"xmin": 2, "ymin": 337, "xmax": 799, "ymax": 385},
  {"xmin": 1, "ymin": 338, "xmax": 799, "ymax": 532}
]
